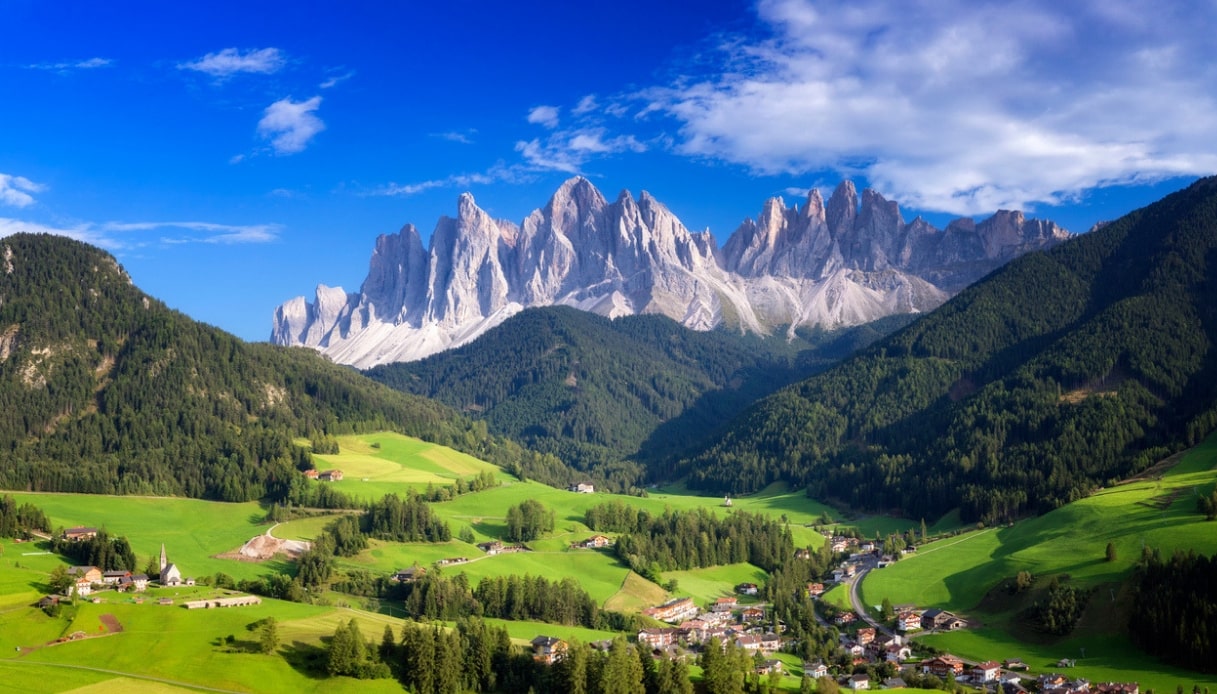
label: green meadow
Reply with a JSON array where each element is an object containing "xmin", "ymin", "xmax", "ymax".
[
  {"xmin": 309, "ymin": 432, "xmax": 507, "ymax": 502},
  {"xmin": 860, "ymin": 435, "xmax": 1217, "ymax": 690},
  {"xmin": 661, "ymin": 563, "xmax": 768, "ymax": 606},
  {"xmin": 1, "ymin": 493, "xmax": 285, "ymax": 583}
]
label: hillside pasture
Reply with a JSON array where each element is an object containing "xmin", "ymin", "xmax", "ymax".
[
  {"xmin": 860, "ymin": 435, "xmax": 1217, "ymax": 690},
  {"xmin": 0, "ymin": 493, "xmax": 285, "ymax": 583},
  {"xmin": 309, "ymin": 432, "xmax": 506, "ymax": 502},
  {"xmin": 660, "ymin": 563, "xmax": 768, "ymax": 607}
]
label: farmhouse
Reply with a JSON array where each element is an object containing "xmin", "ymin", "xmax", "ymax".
[
  {"xmin": 303, "ymin": 469, "xmax": 319, "ymax": 479},
  {"xmin": 73, "ymin": 577, "xmax": 93, "ymax": 597},
  {"xmin": 795, "ymin": 548, "xmax": 812, "ymax": 560},
  {"xmin": 922, "ymin": 655, "xmax": 965, "ymax": 678},
  {"xmin": 807, "ymin": 582, "xmax": 825, "ymax": 598},
  {"xmin": 740, "ymin": 607, "xmax": 764, "ymax": 622},
  {"xmin": 531, "ymin": 636, "xmax": 568, "ymax": 664},
  {"xmin": 833, "ymin": 611, "xmax": 856, "ymax": 626},
  {"xmin": 62, "ymin": 527, "xmax": 98, "ymax": 542},
  {"xmin": 849, "ymin": 674, "xmax": 870, "ymax": 690},
  {"xmin": 643, "ymin": 597, "xmax": 698, "ymax": 623},
  {"xmin": 318, "ymin": 469, "xmax": 343, "ymax": 482},
  {"xmin": 68, "ymin": 566, "xmax": 103, "ymax": 584},
  {"xmin": 712, "ymin": 596, "xmax": 738, "ymax": 612},
  {"xmin": 920, "ymin": 608, "xmax": 965, "ymax": 630},
  {"xmin": 478, "ymin": 540, "xmax": 504, "ymax": 554},
  {"xmin": 568, "ymin": 482, "xmax": 595, "ymax": 493},
  {"xmin": 756, "ymin": 660, "xmax": 783, "ymax": 675},
  {"xmin": 736, "ymin": 582, "xmax": 759, "ymax": 595},
  {"xmin": 576, "ymin": 535, "xmax": 612, "ymax": 549},
  {"xmin": 856, "ymin": 627, "xmax": 875, "ymax": 645},
  {"xmin": 393, "ymin": 567, "xmax": 426, "ymax": 582},
  {"xmin": 102, "ymin": 570, "xmax": 130, "ymax": 585},
  {"xmin": 735, "ymin": 634, "xmax": 762, "ymax": 652},
  {"xmin": 1095, "ymin": 683, "xmax": 1140, "ymax": 694}
]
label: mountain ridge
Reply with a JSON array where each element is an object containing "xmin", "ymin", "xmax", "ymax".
[{"xmin": 273, "ymin": 178, "xmax": 1069, "ymax": 367}]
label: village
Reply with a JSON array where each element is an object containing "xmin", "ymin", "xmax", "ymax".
[{"xmin": 509, "ymin": 529, "xmax": 1142, "ymax": 694}]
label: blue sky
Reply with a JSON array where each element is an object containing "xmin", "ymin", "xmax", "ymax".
[{"xmin": 2, "ymin": 0, "xmax": 1214, "ymax": 341}]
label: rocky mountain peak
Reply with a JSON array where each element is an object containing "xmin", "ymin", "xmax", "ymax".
[{"xmin": 273, "ymin": 178, "xmax": 1071, "ymax": 367}]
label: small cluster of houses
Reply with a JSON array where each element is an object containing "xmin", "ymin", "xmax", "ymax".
[{"xmin": 57, "ymin": 540, "xmax": 193, "ymax": 600}]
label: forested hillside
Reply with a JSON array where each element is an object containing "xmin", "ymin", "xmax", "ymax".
[
  {"xmin": 681, "ymin": 176, "xmax": 1217, "ymax": 523},
  {"xmin": 0, "ymin": 233, "xmax": 519, "ymax": 502},
  {"xmin": 366, "ymin": 306, "xmax": 912, "ymax": 488}
]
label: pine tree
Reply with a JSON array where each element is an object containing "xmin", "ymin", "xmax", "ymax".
[{"xmin": 259, "ymin": 617, "xmax": 279, "ymax": 654}]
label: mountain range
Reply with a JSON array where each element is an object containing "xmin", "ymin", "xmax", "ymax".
[
  {"xmin": 272, "ymin": 177, "xmax": 1070, "ymax": 367},
  {"xmin": 679, "ymin": 175, "xmax": 1217, "ymax": 524}
]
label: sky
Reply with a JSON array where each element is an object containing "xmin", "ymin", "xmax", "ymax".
[{"xmin": 2, "ymin": 0, "xmax": 1215, "ymax": 342}]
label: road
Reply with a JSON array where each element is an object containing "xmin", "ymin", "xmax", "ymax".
[{"xmin": 847, "ymin": 567, "xmax": 897, "ymax": 639}]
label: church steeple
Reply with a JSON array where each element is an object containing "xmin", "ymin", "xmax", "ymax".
[{"xmin": 159, "ymin": 543, "xmax": 168, "ymax": 574}]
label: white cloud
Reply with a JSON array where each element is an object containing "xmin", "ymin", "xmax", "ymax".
[
  {"xmin": 257, "ymin": 96, "xmax": 325, "ymax": 155},
  {"xmin": 178, "ymin": 47, "xmax": 285, "ymax": 78},
  {"xmin": 375, "ymin": 164, "xmax": 529, "ymax": 197},
  {"xmin": 433, "ymin": 130, "xmax": 477, "ymax": 145},
  {"xmin": 573, "ymin": 95, "xmax": 599, "ymax": 115},
  {"xmin": 320, "ymin": 71, "xmax": 355, "ymax": 89},
  {"xmin": 0, "ymin": 218, "xmax": 279, "ymax": 250},
  {"xmin": 516, "ymin": 128, "xmax": 648, "ymax": 174},
  {"xmin": 639, "ymin": 0, "xmax": 1217, "ymax": 215},
  {"xmin": 527, "ymin": 105, "xmax": 561, "ymax": 129},
  {"xmin": 25, "ymin": 57, "xmax": 113, "ymax": 71},
  {"xmin": 0, "ymin": 174, "xmax": 46, "ymax": 208}
]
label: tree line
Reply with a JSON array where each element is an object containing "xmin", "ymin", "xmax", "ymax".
[
  {"xmin": 0, "ymin": 495, "xmax": 50, "ymax": 538},
  {"xmin": 1129, "ymin": 548, "xmax": 1217, "ymax": 673}
]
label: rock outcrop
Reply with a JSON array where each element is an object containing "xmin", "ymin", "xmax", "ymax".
[{"xmin": 272, "ymin": 177, "xmax": 1070, "ymax": 367}]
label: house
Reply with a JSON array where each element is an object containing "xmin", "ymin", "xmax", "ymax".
[
  {"xmin": 73, "ymin": 577, "xmax": 92, "ymax": 597},
  {"xmin": 884, "ymin": 644, "xmax": 913, "ymax": 663},
  {"xmin": 973, "ymin": 661, "xmax": 1002, "ymax": 683},
  {"xmin": 637, "ymin": 628, "xmax": 680, "ymax": 649},
  {"xmin": 759, "ymin": 632, "xmax": 781, "ymax": 653},
  {"xmin": 856, "ymin": 627, "xmax": 876, "ymax": 645},
  {"xmin": 62, "ymin": 527, "xmax": 98, "ymax": 542},
  {"xmin": 804, "ymin": 661, "xmax": 828, "ymax": 679},
  {"xmin": 883, "ymin": 678, "xmax": 908, "ymax": 689},
  {"xmin": 735, "ymin": 634, "xmax": 762, "ymax": 652},
  {"xmin": 393, "ymin": 567, "xmax": 425, "ymax": 583},
  {"xmin": 579, "ymin": 535, "xmax": 612, "ymax": 549},
  {"xmin": 807, "ymin": 582, "xmax": 825, "ymax": 598},
  {"xmin": 795, "ymin": 548, "xmax": 812, "ymax": 560},
  {"xmin": 568, "ymin": 483, "xmax": 595, "ymax": 494},
  {"xmin": 922, "ymin": 655, "xmax": 965, "ymax": 678},
  {"xmin": 67, "ymin": 566, "xmax": 103, "ymax": 584},
  {"xmin": 833, "ymin": 611, "xmax": 856, "ymax": 626},
  {"xmin": 303, "ymin": 469, "xmax": 319, "ymax": 479},
  {"xmin": 119, "ymin": 573, "xmax": 149, "ymax": 592},
  {"xmin": 896, "ymin": 611, "xmax": 921, "ymax": 632},
  {"xmin": 740, "ymin": 607, "xmax": 764, "ymax": 622},
  {"xmin": 736, "ymin": 582, "xmax": 759, "ymax": 596},
  {"xmin": 643, "ymin": 597, "xmax": 698, "ymax": 623},
  {"xmin": 1004, "ymin": 659, "xmax": 1030, "ymax": 671},
  {"xmin": 102, "ymin": 570, "xmax": 131, "ymax": 585},
  {"xmin": 756, "ymin": 660, "xmax": 783, "ymax": 675},
  {"xmin": 318, "ymin": 469, "xmax": 343, "ymax": 482},
  {"xmin": 531, "ymin": 636, "xmax": 568, "ymax": 664},
  {"xmin": 712, "ymin": 597, "xmax": 738, "ymax": 613},
  {"xmin": 477, "ymin": 540, "xmax": 504, "ymax": 555},
  {"xmin": 849, "ymin": 674, "xmax": 871, "ymax": 690},
  {"xmin": 921, "ymin": 608, "xmax": 965, "ymax": 630}
]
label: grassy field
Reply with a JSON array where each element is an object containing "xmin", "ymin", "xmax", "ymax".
[
  {"xmin": 309, "ymin": 432, "xmax": 507, "ymax": 502},
  {"xmin": 0, "ymin": 493, "xmax": 285, "ymax": 583},
  {"xmin": 860, "ymin": 436, "xmax": 1217, "ymax": 689},
  {"xmin": 661, "ymin": 564, "xmax": 768, "ymax": 607}
]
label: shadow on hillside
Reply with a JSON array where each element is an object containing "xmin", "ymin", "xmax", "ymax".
[{"xmin": 281, "ymin": 639, "xmax": 329, "ymax": 680}]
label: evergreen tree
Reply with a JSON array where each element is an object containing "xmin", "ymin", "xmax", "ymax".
[{"xmin": 258, "ymin": 617, "xmax": 279, "ymax": 654}]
